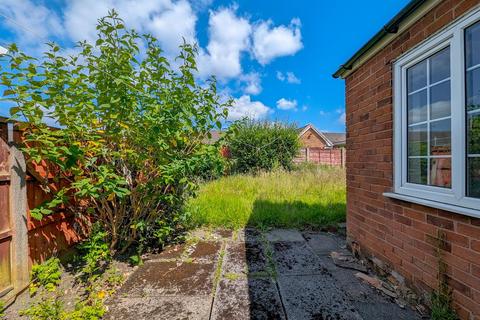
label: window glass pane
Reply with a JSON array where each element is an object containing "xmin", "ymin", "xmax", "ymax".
[
  {"xmin": 430, "ymin": 119, "xmax": 451, "ymax": 155},
  {"xmin": 430, "ymin": 81, "xmax": 451, "ymax": 119},
  {"xmin": 467, "ymin": 68, "xmax": 480, "ymax": 112},
  {"xmin": 430, "ymin": 47, "xmax": 450, "ymax": 83},
  {"xmin": 468, "ymin": 113, "xmax": 480, "ymax": 155},
  {"xmin": 408, "ymin": 90, "xmax": 428, "ymax": 124},
  {"xmin": 466, "ymin": 22, "xmax": 480, "ymax": 68},
  {"xmin": 408, "ymin": 158, "xmax": 428, "ymax": 185},
  {"xmin": 408, "ymin": 124, "xmax": 428, "ymax": 156},
  {"xmin": 407, "ymin": 60, "xmax": 427, "ymax": 93},
  {"xmin": 468, "ymin": 157, "xmax": 480, "ymax": 198},
  {"xmin": 430, "ymin": 158, "xmax": 451, "ymax": 188}
]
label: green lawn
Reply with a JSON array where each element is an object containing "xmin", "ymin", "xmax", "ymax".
[{"xmin": 187, "ymin": 164, "xmax": 346, "ymax": 229}]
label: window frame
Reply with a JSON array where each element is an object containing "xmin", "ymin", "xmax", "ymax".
[{"xmin": 393, "ymin": 7, "xmax": 480, "ymax": 217}]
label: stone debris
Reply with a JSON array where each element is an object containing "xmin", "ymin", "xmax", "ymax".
[
  {"xmin": 330, "ymin": 251, "xmax": 368, "ymax": 272},
  {"xmin": 354, "ymin": 272, "xmax": 398, "ymax": 299}
]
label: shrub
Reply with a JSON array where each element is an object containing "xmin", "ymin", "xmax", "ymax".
[
  {"xmin": 2, "ymin": 10, "xmax": 230, "ymax": 253},
  {"xmin": 29, "ymin": 257, "xmax": 62, "ymax": 296},
  {"xmin": 226, "ymin": 120, "xmax": 300, "ymax": 173}
]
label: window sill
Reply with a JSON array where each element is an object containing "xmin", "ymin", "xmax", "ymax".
[{"xmin": 383, "ymin": 192, "xmax": 480, "ymax": 219}]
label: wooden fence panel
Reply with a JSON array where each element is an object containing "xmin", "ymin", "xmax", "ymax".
[{"xmin": 296, "ymin": 147, "xmax": 345, "ymax": 166}]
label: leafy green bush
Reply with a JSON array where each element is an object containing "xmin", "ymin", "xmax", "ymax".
[
  {"xmin": 30, "ymin": 257, "xmax": 62, "ymax": 296},
  {"xmin": 78, "ymin": 223, "xmax": 111, "ymax": 276},
  {"xmin": 226, "ymin": 120, "xmax": 300, "ymax": 173},
  {"xmin": 2, "ymin": 10, "xmax": 230, "ymax": 253}
]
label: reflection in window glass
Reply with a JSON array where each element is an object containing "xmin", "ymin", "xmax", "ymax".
[
  {"xmin": 408, "ymin": 158, "xmax": 428, "ymax": 185},
  {"xmin": 430, "ymin": 119, "xmax": 451, "ymax": 155},
  {"xmin": 406, "ymin": 47, "xmax": 451, "ymax": 187},
  {"xmin": 408, "ymin": 124, "xmax": 428, "ymax": 156},
  {"xmin": 430, "ymin": 81, "xmax": 451, "ymax": 119},
  {"xmin": 408, "ymin": 90, "xmax": 428, "ymax": 124},
  {"xmin": 466, "ymin": 21, "xmax": 480, "ymax": 198},
  {"xmin": 407, "ymin": 60, "xmax": 427, "ymax": 93},
  {"xmin": 430, "ymin": 158, "xmax": 451, "ymax": 188},
  {"xmin": 430, "ymin": 47, "xmax": 450, "ymax": 83}
]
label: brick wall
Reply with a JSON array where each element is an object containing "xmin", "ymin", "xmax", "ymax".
[
  {"xmin": 345, "ymin": 1, "xmax": 480, "ymax": 318},
  {"xmin": 299, "ymin": 128, "xmax": 327, "ymax": 148}
]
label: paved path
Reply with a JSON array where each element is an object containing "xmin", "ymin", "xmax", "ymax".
[{"xmin": 106, "ymin": 229, "xmax": 421, "ymax": 320}]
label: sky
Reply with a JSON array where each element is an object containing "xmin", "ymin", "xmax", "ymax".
[{"xmin": 0, "ymin": 0, "xmax": 411, "ymax": 133}]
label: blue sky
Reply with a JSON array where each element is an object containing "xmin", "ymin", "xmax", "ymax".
[{"xmin": 0, "ymin": 0, "xmax": 410, "ymax": 132}]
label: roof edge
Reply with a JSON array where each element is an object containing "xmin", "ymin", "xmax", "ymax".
[
  {"xmin": 298, "ymin": 123, "xmax": 334, "ymax": 147},
  {"xmin": 333, "ymin": 0, "xmax": 427, "ymax": 79}
]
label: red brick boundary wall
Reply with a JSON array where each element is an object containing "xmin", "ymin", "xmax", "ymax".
[{"xmin": 345, "ymin": 1, "xmax": 480, "ymax": 318}]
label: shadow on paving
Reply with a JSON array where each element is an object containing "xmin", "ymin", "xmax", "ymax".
[
  {"xmin": 212, "ymin": 200, "xmax": 421, "ymax": 320},
  {"xmin": 105, "ymin": 200, "xmax": 422, "ymax": 320}
]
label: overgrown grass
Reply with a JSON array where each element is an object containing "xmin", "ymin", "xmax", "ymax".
[{"xmin": 187, "ymin": 164, "xmax": 346, "ymax": 229}]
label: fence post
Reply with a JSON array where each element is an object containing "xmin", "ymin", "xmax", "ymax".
[
  {"xmin": 9, "ymin": 140, "xmax": 30, "ymax": 298},
  {"xmin": 341, "ymin": 147, "xmax": 346, "ymax": 168},
  {"xmin": 306, "ymin": 148, "xmax": 310, "ymax": 162}
]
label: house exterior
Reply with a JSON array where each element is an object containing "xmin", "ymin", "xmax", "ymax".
[
  {"xmin": 334, "ymin": 0, "xmax": 480, "ymax": 318},
  {"xmin": 297, "ymin": 124, "xmax": 346, "ymax": 165}
]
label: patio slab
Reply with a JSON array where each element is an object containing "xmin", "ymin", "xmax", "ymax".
[
  {"xmin": 105, "ymin": 295, "xmax": 212, "ymax": 320},
  {"xmin": 222, "ymin": 241, "xmax": 268, "ymax": 275},
  {"xmin": 211, "ymin": 277, "xmax": 286, "ymax": 320},
  {"xmin": 272, "ymin": 241, "xmax": 326, "ymax": 275},
  {"xmin": 117, "ymin": 261, "xmax": 216, "ymax": 297},
  {"xmin": 107, "ymin": 228, "xmax": 423, "ymax": 320},
  {"xmin": 265, "ymin": 228, "xmax": 304, "ymax": 242}
]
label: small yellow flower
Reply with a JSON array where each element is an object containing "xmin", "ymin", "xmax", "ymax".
[{"xmin": 97, "ymin": 290, "xmax": 106, "ymax": 299}]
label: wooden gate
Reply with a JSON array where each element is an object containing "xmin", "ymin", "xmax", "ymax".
[{"xmin": 0, "ymin": 137, "xmax": 12, "ymax": 297}]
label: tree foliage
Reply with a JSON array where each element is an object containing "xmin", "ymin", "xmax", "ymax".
[
  {"xmin": 226, "ymin": 120, "xmax": 300, "ymax": 173},
  {"xmin": 1, "ymin": 11, "xmax": 230, "ymax": 251}
]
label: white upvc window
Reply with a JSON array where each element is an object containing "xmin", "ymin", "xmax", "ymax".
[{"xmin": 393, "ymin": 7, "xmax": 480, "ymax": 218}]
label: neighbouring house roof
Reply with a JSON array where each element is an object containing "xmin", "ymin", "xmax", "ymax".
[
  {"xmin": 298, "ymin": 124, "xmax": 345, "ymax": 147},
  {"xmin": 333, "ymin": 0, "xmax": 441, "ymax": 79}
]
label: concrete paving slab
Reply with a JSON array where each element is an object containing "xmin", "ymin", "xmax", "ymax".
[
  {"xmin": 117, "ymin": 261, "xmax": 216, "ymax": 297},
  {"xmin": 265, "ymin": 229, "xmax": 304, "ymax": 242},
  {"xmin": 222, "ymin": 241, "xmax": 268, "ymax": 275},
  {"xmin": 105, "ymin": 295, "xmax": 212, "ymax": 320},
  {"xmin": 272, "ymin": 241, "xmax": 326, "ymax": 275},
  {"xmin": 144, "ymin": 244, "xmax": 186, "ymax": 262},
  {"xmin": 211, "ymin": 277, "xmax": 286, "ymax": 320},
  {"xmin": 303, "ymin": 232, "xmax": 344, "ymax": 255},
  {"xmin": 277, "ymin": 274, "xmax": 363, "ymax": 320},
  {"xmin": 189, "ymin": 241, "xmax": 222, "ymax": 263},
  {"xmin": 235, "ymin": 228, "xmax": 262, "ymax": 243}
]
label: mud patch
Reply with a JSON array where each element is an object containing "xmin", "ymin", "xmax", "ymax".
[
  {"xmin": 211, "ymin": 277, "xmax": 286, "ymax": 320},
  {"xmin": 117, "ymin": 261, "xmax": 216, "ymax": 297},
  {"xmin": 189, "ymin": 241, "xmax": 222, "ymax": 263}
]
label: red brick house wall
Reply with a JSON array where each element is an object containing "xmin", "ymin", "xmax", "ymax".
[
  {"xmin": 345, "ymin": 1, "xmax": 480, "ymax": 318},
  {"xmin": 299, "ymin": 128, "xmax": 328, "ymax": 148}
]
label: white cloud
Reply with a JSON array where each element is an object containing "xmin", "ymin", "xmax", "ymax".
[
  {"xmin": 338, "ymin": 112, "xmax": 346, "ymax": 124},
  {"xmin": 301, "ymin": 105, "xmax": 308, "ymax": 112},
  {"xmin": 63, "ymin": 0, "xmax": 196, "ymax": 55},
  {"xmin": 276, "ymin": 98, "xmax": 298, "ymax": 111},
  {"xmin": 253, "ymin": 18, "xmax": 303, "ymax": 65},
  {"xmin": 198, "ymin": 7, "xmax": 251, "ymax": 79},
  {"xmin": 276, "ymin": 71, "xmax": 285, "ymax": 81},
  {"xmin": 276, "ymin": 71, "xmax": 300, "ymax": 84},
  {"xmin": 1, "ymin": 0, "xmax": 64, "ymax": 49},
  {"xmin": 239, "ymin": 72, "xmax": 262, "ymax": 95},
  {"xmin": 229, "ymin": 95, "xmax": 271, "ymax": 120},
  {"xmin": 319, "ymin": 110, "xmax": 326, "ymax": 116}
]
